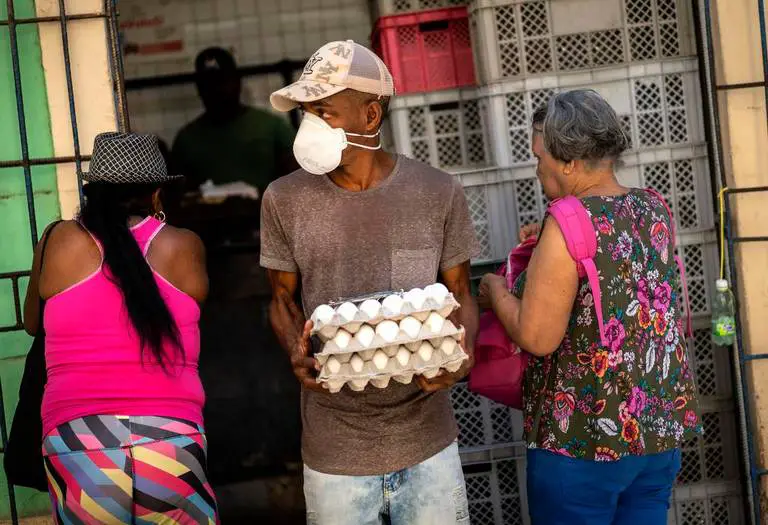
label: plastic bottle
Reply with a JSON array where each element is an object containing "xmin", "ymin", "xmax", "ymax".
[{"xmin": 711, "ymin": 279, "xmax": 736, "ymax": 346}]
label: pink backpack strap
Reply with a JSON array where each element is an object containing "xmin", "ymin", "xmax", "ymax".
[
  {"xmin": 645, "ymin": 188, "xmax": 693, "ymax": 338},
  {"xmin": 548, "ymin": 197, "xmax": 609, "ymax": 348}
]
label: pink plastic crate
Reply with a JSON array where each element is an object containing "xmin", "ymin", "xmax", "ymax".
[{"xmin": 373, "ymin": 7, "xmax": 476, "ymax": 95}]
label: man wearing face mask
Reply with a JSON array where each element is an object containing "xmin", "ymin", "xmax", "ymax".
[{"xmin": 260, "ymin": 40, "xmax": 480, "ymax": 524}]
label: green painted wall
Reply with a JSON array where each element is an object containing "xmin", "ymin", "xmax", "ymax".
[{"xmin": 0, "ymin": 0, "xmax": 61, "ymax": 519}]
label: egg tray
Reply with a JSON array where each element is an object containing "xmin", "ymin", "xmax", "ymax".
[
  {"xmin": 317, "ymin": 319, "xmax": 463, "ymax": 355},
  {"xmin": 318, "ymin": 337, "xmax": 469, "ymax": 393},
  {"xmin": 311, "ymin": 294, "xmax": 459, "ymax": 339}
]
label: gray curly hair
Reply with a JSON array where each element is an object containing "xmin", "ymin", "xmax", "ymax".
[{"xmin": 542, "ymin": 89, "xmax": 629, "ymax": 165}]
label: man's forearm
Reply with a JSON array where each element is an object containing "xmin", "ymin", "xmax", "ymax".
[{"xmin": 269, "ymin": 294, "xmax": 305, "ymax": 356}]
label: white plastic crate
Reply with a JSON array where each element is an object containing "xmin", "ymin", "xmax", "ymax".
[
  {"xmin": 464, "ymin": 457, "xmax": 529, "ymax": 525},
  {"xmin": 451, "ymin": 382, "xmax": 524, "ymax": 451},
  {"xmin": 389, "ymin": 88, "xmax": 491, "ymax": 171},
  {"xmin": 370, "ymin": 0, "xmax": 467, "ymax": 18},
  {"xmin": 476, "ymin": 59, "xmax": 706, "ymax": 168},
  {"xmin": 452, "ymin": 168, "xmax": 546, "ymax": 262},
  {"xmin": 468, "ymin": 0, "xmax": 697, "ymax": 84}
]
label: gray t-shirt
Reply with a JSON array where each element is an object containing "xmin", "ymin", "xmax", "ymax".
[{"xmin": 260, "ymin": 155, "xmax": 479, "ymax": 475}]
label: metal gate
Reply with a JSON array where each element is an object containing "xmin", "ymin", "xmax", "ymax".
[{"xmin": 0, "ymin": 1, "xmax": 127, "ymax": 523}]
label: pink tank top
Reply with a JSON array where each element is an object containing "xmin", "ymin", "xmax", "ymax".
[{"xmin": 41, "ymin": 217, "xmax": 205, "ymax": 437}]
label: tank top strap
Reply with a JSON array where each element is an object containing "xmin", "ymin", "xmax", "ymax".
[
  {"xmin": 77, "ymin": 220, "xmax": 104, "ymax": 257},
  {"xmin": 129, "ymin": 216, "xmax": 166, "ymax": 256}
]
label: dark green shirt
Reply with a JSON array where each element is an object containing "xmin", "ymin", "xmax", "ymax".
[
  {"xmin": 172, "ymin": 106, "xmax": 295, "ymax": 193},
  {"xmin": 513, "ymin": 190, "xmax": 700, "ymax": 460}
]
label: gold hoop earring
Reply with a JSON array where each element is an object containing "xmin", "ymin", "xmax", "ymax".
[{"xmin": 154, "ymin": 210, "xmax": 166, "ymax": 222}]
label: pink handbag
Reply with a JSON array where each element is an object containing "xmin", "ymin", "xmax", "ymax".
[{"xmin": 469, "ymin": 237, "xmax": 536, "ymax": 409}]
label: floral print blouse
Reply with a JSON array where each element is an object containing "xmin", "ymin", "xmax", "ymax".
[{"xmin": 512, "ymin": 189, "xmax": 700, "ymax": 460}]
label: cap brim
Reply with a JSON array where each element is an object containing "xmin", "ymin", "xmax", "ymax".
[{"xmin": 270, "ymin": 81, "xmax": 347, "ymax": 112}]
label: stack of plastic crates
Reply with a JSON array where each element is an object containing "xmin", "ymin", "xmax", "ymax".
[{"xmin": 383, "ymin": 0, "xmax": 746, "ymax": 523}]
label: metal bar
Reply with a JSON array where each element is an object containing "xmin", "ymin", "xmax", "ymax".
[
  {"xmin": 0, "ymin": 271, "xmax": 30, "ymax": 279},
  {"xmin": 0, "ymin": 154, "xmax": 92, "ymax": 169},
  {"xmin": 7, "ymin": 0, "xmax": 39, "ymax": 248},
  {"xmin": 58, "ymin": 0, "xmax": 84, "ymax": 198},
  {"xmin": 125, "ymin": 59, "xmax": 307, "ymax": 90},
  {"xmin": 726, "ymin": 186, "xmax": 768, "ymax": 195},
  {"xmin": 0, "ymin": 12, "xmax": 106, "ymax": 25},
  {"xmin": 733, "ymin": 236, "xmax": 768, "ymax": 243},
  {"xmin": 725, "ymin": 193, "xmax": 762, "ymax": 525},
  {"xmin": 744, "ymin": 354, "xmax": 768, "ymax": 361},
  {"xmin": 11, "ymin": 277, "xmax": 22, "ymax": 332},
  {"xmin": 757, "ymin": 0, "xmax": 768, "ymax": 123},
  {"xmin": 0, "ymin": 374, "xmax": 19, "ymax": 525},
  {"xmin": 716, "ymin": 81, "xmax": 767, "ymax": 91},
  {"xmin": 105, "ymin": 0, "xmax": 130, "ymax": 132}
]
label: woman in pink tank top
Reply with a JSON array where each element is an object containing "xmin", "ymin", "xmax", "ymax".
[{"xmin": 24, "ymin": 133, "xmax": 218, "ymax": 524}]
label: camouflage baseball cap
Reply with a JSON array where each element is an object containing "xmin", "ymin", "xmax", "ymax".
[{"xmin": 270, "ymin": 40, "xmax": 395, "ymax": 112}]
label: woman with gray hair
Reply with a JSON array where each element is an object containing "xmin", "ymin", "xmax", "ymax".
[{"xmin": 479, "ymin": 90, "xmax": 700, "ymax": 524}]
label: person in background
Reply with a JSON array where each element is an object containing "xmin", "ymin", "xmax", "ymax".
[
  {"xmin": 479, "ymin": 91, "xmax": 700, "ymax": 525},
  {"xmin": 172, "ymin": 47, "xmax": 297, "ymax": 194},
  {"xmin": 261, "ymin": 40, "xmax": 480, "ymax": 524},
  {"xmin": 25, "ymin": 132, "xmax": 217, "ymax": 524}
]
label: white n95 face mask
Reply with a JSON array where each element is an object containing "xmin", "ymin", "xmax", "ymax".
[{"xmin": 293, "ymin": 112, "xmax": 381, "ymax": 175}]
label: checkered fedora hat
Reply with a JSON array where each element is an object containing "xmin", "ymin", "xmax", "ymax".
[{"xmin": 81, "ymin": 132, "xmax": 181, "ymax": 183}]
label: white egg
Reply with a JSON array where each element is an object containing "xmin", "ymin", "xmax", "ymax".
[
  {"xmin": 359, "ymin": 299, "xmax": 382, "ymax": 319},
  {"xmin": 326, "ymin": 356, "xmax": 342, "ymax": 375},
  {"xmin": 371, "ymin": 376, "xmax": 391, "ymax": 389},
  {"xmin": 425, "ymin": 312, "xmax": 446, "ymax": 334},
  {"xmin": 312, "ymin": 304, "xmax": 335, "ymax": 325},
  {"xmin": 350, "ymin": 354, "xmax": 365, "ymax": 373},
  {"xmin": 376, "ymin": 320, "xmax": 400, "ymax": 343},
  {"xmin": 336, "ymin": 302, "xmax": 359, "ymax": 323},
  {"xmin": 382, "ymin": 294, "xmax": 404, "ymax": 315},
  {"xmin": 332, "ymin": 329, "xmax": 352, "ymax": 349},
  {"xmin": 417, "ymin": 341, "xmax": 434, "ymax": 362},
  {"xmin": 395, "ymin": 346, "xmax": 411, "ymax": 367},
  {"xmin": 372, "ymin": 350, "xmax": 389, "ymax": 371},
  {"xmin": 403, "ymin": 288, "xmax": 427, "ymax": 310},
  {"xmin": 425, "ymin": 283, "xmax": 450, "ymax": 306},
  {"xmin": 440, "ymin": 337, "xmax": 458, "ymax": 356},
  {"xmin": 399, "ymin": 316, "xmax": 423, "ymax": 339},
  {"xmin": 354, "ymin": 324, "xmax": 376, "ymax": 348}
]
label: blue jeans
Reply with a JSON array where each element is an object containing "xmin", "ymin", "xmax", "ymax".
[
  {"xmin": 303, "ymin": 441, "xmax": 469, "ymax": 525},
  {"xmin": 527, "ymin": 448, "xmax": 682, "ymax": 525}
]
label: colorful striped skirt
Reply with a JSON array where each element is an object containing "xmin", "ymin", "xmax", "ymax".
[{"xmin": 42, "ymin": 415, "xmax": 218, "ymax": 524}]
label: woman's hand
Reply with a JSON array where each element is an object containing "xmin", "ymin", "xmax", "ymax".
[
  {"xmin": 519, "ymin": 223, "xmax": 541, "ymax": 243},
  {"xmin": 478, "ymin": 273, "xmax": 508, "ymax": 310}
]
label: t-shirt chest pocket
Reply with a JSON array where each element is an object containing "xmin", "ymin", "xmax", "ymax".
[{"xmin": 391, "ymin": 248, "xmax": 440, "ymax": 291}]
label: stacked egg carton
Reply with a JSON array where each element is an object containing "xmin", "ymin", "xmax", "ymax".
[{"xmin": 311, "ymin": 283, "xmax": 469, "ymax": 393}]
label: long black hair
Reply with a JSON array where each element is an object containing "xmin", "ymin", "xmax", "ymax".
[{"xmin": 79, "ymin": 181, "xmax": 182, "ymax": 368}]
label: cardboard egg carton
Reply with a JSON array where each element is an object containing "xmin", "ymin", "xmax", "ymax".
[
  {"xmin": 317, "ymin": 336, "xmax": 468, "ymax": 393},
  {"xmin": 310, "ymin": 285, "xmax": 459, "ymax": 341},
  {"xmin": 318, "ymin": 319, "xmax": 463, "ymax": 355}
]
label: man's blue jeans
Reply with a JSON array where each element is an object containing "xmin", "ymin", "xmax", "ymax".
[
  {"xmin": 527, "ymin": 448, "xmax": 682, "ymax": 525},
  {"xmin": 303, "ymin": 441, "xmax": 469, "ymax": 525}
]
